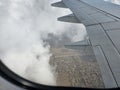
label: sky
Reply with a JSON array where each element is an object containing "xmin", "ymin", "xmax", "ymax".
[{"xmin": 0, "ymin": 0, "xmax": 120, "ymax": 86}]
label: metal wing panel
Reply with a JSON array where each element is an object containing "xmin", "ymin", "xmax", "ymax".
[
  {"xmin": 63, "ymin": 0, "xmax": 117, "ymax": 26},
  {"xmin": 81, "ymin": 0, "xmax": 120, "ymax": 19},
  {"xmin": 86, "ymin": 25, "xmax": 120, "ymax": 87},
  {"xmin": 102, "ymin": 21, "xmax": 120, "ymax": 30},
  {"xmin": 107, "ymin": 30, "xmax": 120, "ymax": 55},
  {"xmin": 62, "ymin": 0, "xmax": 120, "ymax": 88},
  {"xmin": 93, "ymin": 46, "xmax": 117, "ymax": 88}
]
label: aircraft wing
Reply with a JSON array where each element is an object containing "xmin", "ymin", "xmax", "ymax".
[{"xmin": 52, "ymin": 0, "xmax": 120, "ymax": 88}]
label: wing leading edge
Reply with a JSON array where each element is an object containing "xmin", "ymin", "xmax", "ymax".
[{"xmin": 52, "ymin": 0, "xmax": 120, "ymax": 88}]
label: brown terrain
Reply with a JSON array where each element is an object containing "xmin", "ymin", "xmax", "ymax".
[{"xmin": 50, "ymin": 46, "xmax": 105, "ymax": 88}]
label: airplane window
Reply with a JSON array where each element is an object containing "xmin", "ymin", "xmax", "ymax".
[{"xmin": 0, "ymin": 0, "xmax": 119, "ymax": 90}]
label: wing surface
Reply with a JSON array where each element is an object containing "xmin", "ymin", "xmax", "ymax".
[{"xmin": 52, "ymin": 0, "xmax": 120, "ymax": 88}]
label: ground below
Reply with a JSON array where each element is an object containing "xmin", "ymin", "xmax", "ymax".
[{"xmin": 50, "ymin": 47, "xmax": 104, "ymax": 88}]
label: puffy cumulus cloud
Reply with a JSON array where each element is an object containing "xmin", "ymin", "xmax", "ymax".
[{"xmin": 0, "ymin": 0, "xmax": 86, "ymax": 85}]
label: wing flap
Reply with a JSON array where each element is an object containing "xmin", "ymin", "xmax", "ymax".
[
  {"xmin": 107, "ymin": 30, "xmax": 120, "ymax": 56},
  {"xmin": 64, "ymin": 39, "xmax": 90, "ymax": 46},
  {"xmin": 86, "ymin": 24, "xmax": 120, "ymax": 87},
  {"xmin": 93, "ymin": 46, "xmax": 117, "ymax": 88}
]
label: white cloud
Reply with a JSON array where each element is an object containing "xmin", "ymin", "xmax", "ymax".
[{"xmin": 0, "ymin": 0, "xmax": 86, "ymax": 85}]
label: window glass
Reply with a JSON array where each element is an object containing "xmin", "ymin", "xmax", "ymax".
[{"xmin": 0, "ymin": 0, "xmax": 119, "ymax": 89}]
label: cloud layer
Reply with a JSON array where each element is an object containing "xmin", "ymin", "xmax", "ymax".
[{"xmin": 0, "ymin": 0, "xmax": 86, "ymax": 85}]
